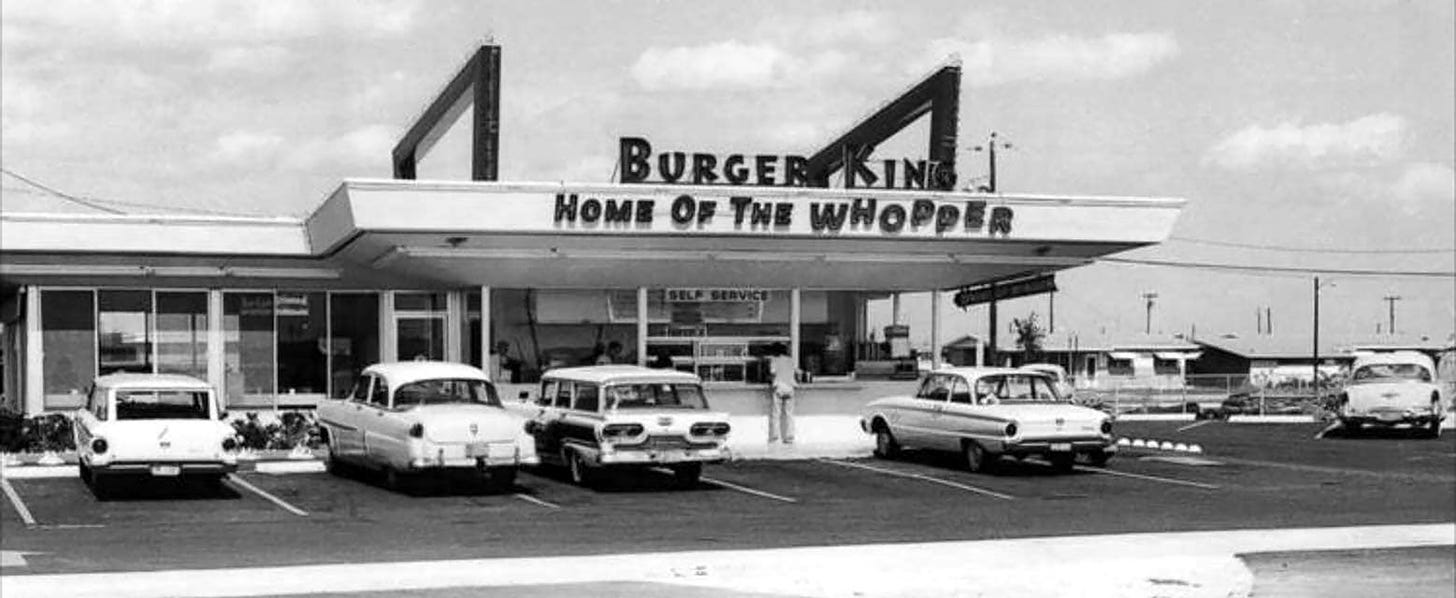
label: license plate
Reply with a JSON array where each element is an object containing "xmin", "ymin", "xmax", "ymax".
[
  {"xmin": 465, "ymin": 443, "xmax": 491, "ymax": 458},
  {"xmin": 150, "ymin": 465, "xmax": 181, "ymax": 477},
  {"xmin": 1050, "ymin": 443, "xmax": 1073, "ymax": 452}
]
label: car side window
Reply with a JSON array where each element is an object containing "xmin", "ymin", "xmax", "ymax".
[
  {"xmin": 975, "ymin": 376, "xmax": 1001, "ymax": 404},
  {"xmin": 919, "ymin": 375, "xmax": 951, "ymax": 402},
  {"xmin": 88, "ymin": 386, "xmax": 108, "ymax": 420},
  {"xmin": 351, "ymin": 376, "xmax": 372, "ymax": 402},
  {"xmin": 573, "ymin": 383, "xmax": 600, "ymax": 412},
  {"xmin": 369, "ymin": 378, "xmax": 390, "ymax": 408},
  {"xmin": 539, "ymin": 380, "xmax": 559, "ymax": 407},
  {"xmin": 553, "ymin": 381, "xmax": 574, "ymax": 408},
  {"xmin": 949, "ymin": 377, "xmax": 972, "ymax": 404}
]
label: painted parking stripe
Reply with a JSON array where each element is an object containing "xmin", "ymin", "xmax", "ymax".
[
  {"xmin": 701, "ymin": 476, "xmax": 798, "ymax": 504},
  {"xmin": 1176, "ymin": 420, "xmax": 1214, "ymax": 433},
  {"xmin": 818, "ymin": 459, "xmax": 1015, "ymax": 501},
  {"xmin": 511, "ymin": 493, "xmax": 561, "ymax": 509},
  {"xmin": 0, "ymin": 476, "xmax": 37, "ymax": 526},
  {"xmin": 1071, "ymin": 465, "xmax": 1220, "ymax": 490},
  {"xmin": 1314, "ymin": 421, "xmax": 1341, "ymax": 439},
  {"xmin": 225, "ymin": 474, "xmax": 309, "ymax": 517}
]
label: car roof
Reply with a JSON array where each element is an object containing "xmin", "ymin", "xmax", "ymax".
[
  {"xmin": 364, "ymin": 361, "xmax": 491, "ymax": 385},
  {"xmin": 94, "ymin": 373, "xmax": 212, "ymax": 391},
  {"xmin": 542, "ymin": 365, "xmax": 703, "ymax": 385},
  {"xmin": 1351, "ymin": 351, "xmax": 1436, "ymax": 369},
  {"xmin": 931, "ymin": 366, "xmax": 1052, "ymax": 379}
]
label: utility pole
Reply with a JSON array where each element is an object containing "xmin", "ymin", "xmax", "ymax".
[
  {"xmin": 1141, "ymin": 291, "xmax": 1159, "ymax": 334},
  {"xmin": 1313, "ymin": 277, "xmax": 1320, "ymax": 398},
  {"xmin": 1382, "ymin": 295, "xmax": 1401, "ymax": 335},
  {"xmin": 970, "ymin": 132, "xmax": 1012, "ymax": 193},
  {"xmin": 1048, "ymin": 290, "xmax": 1055, "ymax": 334}
]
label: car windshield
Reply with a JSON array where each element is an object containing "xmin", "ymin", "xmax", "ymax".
[
  {"xmin": 393, "ymin": 378, "xmax": 501, "ymax": 408},
  {"xmin": 115, "ymin": 390, "xmax": 212, "ymax": 420},
  {"xmin": 606, "ymin": 383, "xmax": 707, "ymax": 410},
  {"xmin": 1351, "ymin": 364, "xmax": 1432, "ymax": 383}
]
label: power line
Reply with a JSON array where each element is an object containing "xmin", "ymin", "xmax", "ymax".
[
  {"xmin": 1, "ymin": 167, "xmax": 126, "ymax": 214},
  {"xmin": 1098, "ymin": 256, "xmax": 1456, "ymax": 278},
  {"xmin": 1167, "ymin": 235, "xmax": 1454, "ymax": 255},
  {"xmin": 2, "ymin": 168, "xmax": 265, "ymax": 218}
]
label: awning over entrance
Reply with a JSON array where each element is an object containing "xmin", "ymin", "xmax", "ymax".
[{"xmin": 1, "ymin": 179, "xmax": 1184, "ymax": 291}]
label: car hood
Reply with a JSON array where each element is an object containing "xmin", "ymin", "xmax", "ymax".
[{"xmin": 409, "ymin": 404, "xmax": 525, "ymax": 443}]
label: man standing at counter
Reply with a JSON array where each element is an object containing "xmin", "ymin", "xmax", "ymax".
[{"xmin": 767, "ymin": 343, "xmax": 798, "ymax": 444}]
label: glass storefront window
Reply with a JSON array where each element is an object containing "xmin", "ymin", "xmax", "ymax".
[
  {"xmin": 155, "ymin": 292, "xmax": 207, "ymax": 380},
  {"xmin": 329, "ymin": 293, "xmax": 378, "ymax": 398},
  {"xmin": 98, "ymin": 290, "xmax": 152, "ymax": 376},
  {"xmin": 395, "ymin": 292, "xmax": 446, "ymax": 362},
  {"xmin": 42, "ymin": 290, "xmax": 95, "ymax": 409},
  {"xmin": 276, "ymin": 291, "xmax": 327, "ymax": 400},
  {"xmin": 224, "ymin": 292, "xmax": 275, "ymax": 407}
]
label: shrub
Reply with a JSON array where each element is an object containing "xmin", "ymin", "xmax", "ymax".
[
  {"xmin": 0, "ymin": 413, "xmax": 77, "ymax": 453},
  {"xmin": 230, "ymin": 411, "xmax": 321, "ymax": 450}
]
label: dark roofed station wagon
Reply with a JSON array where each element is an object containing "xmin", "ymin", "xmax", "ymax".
[{"xmin": 526, "ymin": 365, "xmax": 732, "ymax": 488}]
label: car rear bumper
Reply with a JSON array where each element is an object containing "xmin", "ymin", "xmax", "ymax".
[
  {"xmin": 999, "ymin": 438, "xmax": 1115, "ymax": 457},
  {"xmin": 407, "ymin": 455, "xmax": 540, "ymax": 470},
  {"xmin": 91, "ymin": 461, "xmax": 238, "ymax": 476},
  {"xmin": 1342, "ymin": 412, "xmax": 1443, "ymax": 426},
  {"xmin": 595, "ymin": 445, "xmax": 728, "ymax": 466}
]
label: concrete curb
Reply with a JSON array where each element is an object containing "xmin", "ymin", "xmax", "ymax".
[
  {"xmin": 1116, "ymin": 413, "xmax": 1197, "ymax": 422},
  {"xmin": 1226, "ymin": 415, "xmax": 1318, "ymax": 423},
  {"xmin": 1117, "ymin": 437, "xmax": 1204, "ymax": 454}
]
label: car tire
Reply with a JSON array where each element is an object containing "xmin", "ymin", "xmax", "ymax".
[
  {"xmin": 383, "ymin": 466, "xmax": 410, "ymax": 494},
  {"xmin": 78, "ymin": 460, "xmax": 92, "ymax": 485},
  {"xmin": 486, "ymin": 466, "xmax": 517, "ymax": 490},
  {"xmin": 566, "ymin": 448, "xmax": 595, "ymax": 488},
  {"xmin": 873, "ymin": 425, "xmax": 901, "ymax": 460},
  {"xmin": 89, "ymin": 473, "xmax": 113, "ymax": 500},
  {"xmin": 962, "ymin": 441, "xmax": 994, "ymax": 473},
  {"xmin": 324, "ymin": 444, "xmax": 346, "ymax": 476},
  {"xmin": 1049, "ymin": 453, "xmax": 1076, "ymax": 473},
  {"xmin": 1084, "ymin": 450, "xmax": 1113, "ymax": 468},
  {"xmin": 1425, "ymin": 407, "xmax": 1443, "ymax": 439},
  {"xmin": 671, "ymin": 463, "xmax": 703, "ymax": 488}
]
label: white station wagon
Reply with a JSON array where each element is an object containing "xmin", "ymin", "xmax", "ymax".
[
  {"xmin": 527, "ymin": 366, "xmax": 731, "ymax": 487},
  {"xmin": 316, "ymin": 361, "xmax": 538, "ymax": 490},
  {"xmin": 73, "ymin": 373, "xmax": 239, "ymax": 497},
  {"xmin": 861, "ymin": 367, "xmax": 1116, "ymax": 473},
  {"xmin": 1338, "ymin": 351, "xmax": 1446, "ymax": 438}
]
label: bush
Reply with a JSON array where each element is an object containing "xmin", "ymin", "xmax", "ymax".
[
  {"xmin": 0, "ymin": 413, "xmax": 77, "ymax": 453},
  {"xmin": 230, "ymin": 411, "xmax": 321, "ymax": 450}
]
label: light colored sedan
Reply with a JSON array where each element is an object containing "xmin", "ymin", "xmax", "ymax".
[
  {"xmin": 73, "ymin": 373, "xmax": 239, "ymax": 498},
  {"xmin": 317, "ymin": 361, "xmax": 539, "ymax": 490},
  {"xmin": 860, "ymin": 367, "xmax": 1116, "ymax": 473},
  {"xmin": 1338, "ymin": 351, "xmax": 1445, "ymax": 438}
]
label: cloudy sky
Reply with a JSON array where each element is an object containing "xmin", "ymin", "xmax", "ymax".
[{"xmin": 2, "ymin": 0, "xmax": 1453, "ymax": 346}]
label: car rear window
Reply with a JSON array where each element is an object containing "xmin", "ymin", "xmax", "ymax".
[
  {"xmin": 115, "ymin": 390, "xmax": 211, "ymax": 420},
  {"xmin": 606, "ymin": 383, "xmax": 707, "ymax": 410},
  {"xmin": 1352, "ymin": 364, "xmax": 1432, "ymax": 383},
  {"xmin": 394, "ymin": 378, "xmax": 501, "ymax": 408}
]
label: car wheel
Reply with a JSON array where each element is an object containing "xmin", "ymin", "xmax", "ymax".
[
  {"xmin": 89, "ymin": 474, "xmax": 112, "ymax": 500},
  {"xmin": 671, "ymin": 463, "xmax": 702, "ymax": 488},
  {"xmin": 1049, "ymin": 453, "xmax": 1076, "ymax": 473},
  {"xmin": 78, "ymin": 460, "xmax": 92, "ymax": 485},
  {"xmin": 962, "ymin": 441, "xmax": 993, "ymax": 473},
  {"xmin": 873, "ymin": 425, "xmax": 901, "ymax": 459},
  {"xmin": 324, "ymin": 444, "xmax": 345, "ymax": 476},
  {"xmin": 383, "ymin": 467, "xmax": 409, "ymax": 493},
  {"xmin": 486, "ymin": 466, "xmax": 517, "ymax": 490},
  {"xmin": 1084, "ymin": 450, "xmax": 1112, "ymax": 468},
  {"xmin": 1425, "ymin": 407, "xmax": 1443, "ymax": 439},
  {"xmin": 1342, "ymin": 419, "xmax": 1363, "ymax": 433},
  {"xmin": 566, "ymin": 448, "xmax": 595, "ymax": 488}
]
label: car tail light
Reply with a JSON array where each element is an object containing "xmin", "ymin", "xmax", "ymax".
[
  {"xmin": 601, "ymin": 423, "xmax": 643, "ymax": 438},
  {"xmin": 1100, "ymin": 420, "xmax": 1113, "ymax": 435},
  {"xmin": 91, "ymin": 438, "xmax": 108, "ymax": 454},
  {"xmin": 222, "ymin": 437, "xmax": 238, "ymax": 451},
  {"xmin": 408, "ymin": 423, "xmax": 425, "ymax": 438},
  {"xmin": 691, "ymin": 422, "xmax": 731, "ymax": 436},
  {"xmin": 1003, "ymin": 422, "xmax": 1018, "ymax": 437}
]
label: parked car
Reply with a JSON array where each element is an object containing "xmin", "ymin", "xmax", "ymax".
[
  {"xmin": 860, "ymin": 367, "xmax": 1116, "ymax": 473},
  {"xmin": 1337, "ymin": 351, "xmax": 1445, "ymax": 438},
  {"xmin": 1019, "ymin": 363, "xmax": 1076, "ymax": 401},
  {"xmin": 526, "ymin": 365, "xmax": 731, "ymax": 488},
  {"xmin": 316, "ymin": 361, "xmax": 538, "ymax": 490},
  {"xmin": 73, "ymin": 373, "xmax": 239, "ymax": 497}
]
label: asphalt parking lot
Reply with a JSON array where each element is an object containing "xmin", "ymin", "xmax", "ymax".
[{"xmin": 2, "ymin": 421, "xmax": 1452, "ymax": 577}]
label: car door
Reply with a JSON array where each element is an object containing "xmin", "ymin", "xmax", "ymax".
[
  {"xmin": 559, "ymin": 383, "xmax": 603, "ymax": 451},
  {"xmin": 329, "ymin": 375, "xmax": 372, "ymax": 457},
  {"xmin": 532, "ymin": 379, "xmax": 565, "ymax": 459},
  {"xmin": 901, "ymin": 374, "xmax": 951, "ymax": 448},
  {"xmin": 935, "ymin": 375, "xmax": 982, "ymax": 450},
  {"xmin": 360, "ymin": 374, "xmax": 394, "ymax": 464},
  {"xmin": 73, "ymin": 384, "xmax": 102, "ymax": 460}
]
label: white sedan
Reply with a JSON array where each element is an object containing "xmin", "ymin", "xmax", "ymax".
[
  {"xmin": 73, "ymin": 373, "xmax": 240, "ymax": 498},
  {"xmin": 861, "ymin": 367, "xmax": 1116, "ymax": 473},
  {"xmin": 1338, "ymin": 351, "xmax": 1446, "ymax": 438},
  {"xmin": 317, "ymin": 361, "xmax": 539, "ymax": 490}
]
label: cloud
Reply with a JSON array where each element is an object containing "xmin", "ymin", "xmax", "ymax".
[
  {"xmin": 922, "ymin": 32, "xmax": 1179, "ymax": 87},
  {"xmin": 632, "ymin": 41, "xmax": 791, "ymax": 91},
  {"xmin": 206, "ymin": 45, "xmax": 293, "ymax": 73},
  {"xmin": 3, "ymin": 0, "xmax": 420, "ymax": 49},
  {"xmin": 1391, "ymin": 162, "xmax": 1455, "ymax": 212},
  {"xmin": 757, "ymin": 9, "xmax": 897, "ymax": 47},
  {"xmin": 1205, "ymin": 113, "xmax": 1407, "ymax": 170},
  {"xmin": 208, "ymin": 131, "xmax": 286, "ymax": 165},
  {"xmin": 283, "ymin": 124, "xmax": 397, "ymax": 172}
]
